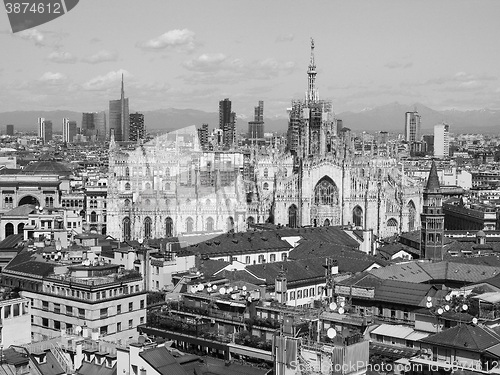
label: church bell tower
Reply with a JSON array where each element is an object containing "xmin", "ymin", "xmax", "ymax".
[{"xmin": 420, "ymin": 160, "xmax": 445, "ymax": 261}]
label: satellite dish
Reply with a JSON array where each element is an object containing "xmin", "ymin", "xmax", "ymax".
[
  {"xmin": 219, "ymin": 287, "xmax": 226, "ymax": 295},
  {"xmin": 327, "ymin": 328, "xmax": 337, "ymax": 339},
  {"xmin": 228, "ymin": 287, "xmax": 234, "ymax": 293},
  {"xmin": 247, "ymin": 296, "xmax": 252, "ymax": 302},
  {"xmin": 138, "ymin": 336, "xmax": 146, "ymax": 344},
  {"xmin": 75, "ymin": 326, "xmax": 82, "ymax": 334},
  {"xmin": 212, "ymin": 285, "xmax": 218, "ymax": 290},
  {"xmin": 340, "ymin": 301, "xmax": 345, "ymax": 308},
  {"xmin": 138, "ymin": 238, "xmax": 144, "ymax": 244},
  {"xmin": 426, "ymin": 301, "xmax": 433, "ymax": 309},
  {"xmin": 234, "ymin": 286, "xmax": 238, "ymax": 291},
  {"xmin": 198, "ymin": 284, "xmax": 204, "ymax": 291},
  {"xmin": 329, "ymin": 302, "xmax": 337, "ymax": 311},
  {"xmin": 242, "ymin": 286, "xmax": 247, "ymax": 291},
  {"xmin": 462, "ymin": 304, "xmax": 469, "ymax": 311},
  {"xmin": 338, "ymin": 307, "xmax": 345, "ymax": 315},
  {"xmin": 207, "ymin": 283, "xmax": 212, "ymax": 288},
  {"xmin": 472, "ymin": 317, "xmax": 478, "ymax": 325},
  {"xmin": 444, "ymin": 305, "xmax": 450, "ymax": 311},
  {"xmin": 427, "ymin": 296, "xmax": 432, "ymax": 302},
  {"xmin": 231, "ymin": 294, "xmax": 237, "ymax": 300},
  {"xmin": 437, "ymin": 308, "xmax": 444, "ymax": 315},
  {"xmin": 445, "ymin": 295, "xmax": 451, "ymax": 302}
]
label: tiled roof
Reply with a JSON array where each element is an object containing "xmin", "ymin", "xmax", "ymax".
[
  {"xmin": 32, "ymin": 351, "xmax": 65, "ymax": 375},
  {"xmin": 374, "ymin": 280, "xmax": 437, "ymax": 306},
  {"xmin": 0, "ymin": 234, "xmax": 24, "ymax": 249},
  {"xmin": 246, "ymin": 258, "xmax": 327, "ymax": 285},
  {"xmin": 420, "ymin": 324, "xmax": 500, "ymax": 352},
  {"xmin": 3, "ymin": 204, "xmax": 36, "ymax": 217},
  {"xmin": 3, "ymin": 247, "xmax": 56, "ymax": 277},
  {"xmin": 139, "ymin": 346, "xmax": 187, "ymax": 375},
  {"xmin": 376, "ymin": 243, "xmax": 421, "ymax": 259},
  {"xmin": 280, "ymin": 226, "xmax": 361, "ymax": 248},
  {"xmin": 186, "ymin": 232, "xmax": 291, "ymax": 256},
  {"xmin": 77, "ymin": 361, "xmax": 116, "ymax": 375},
  {"xmin": 196, "ymin": 259, "xmax": 231, "ymax": 277},
  {"xmin": 288, "ymin": 241, "xmax": 387, "ymax": 271},
  {"xmin": 368, "ymin": 260, "xmax": 499, "ymax": 284},
  {"xmin": 369, "ymin": 262, "xmax": 433, "ymax": 283}
]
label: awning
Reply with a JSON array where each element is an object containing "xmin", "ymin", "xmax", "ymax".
[
  {"xmin": 370, "ymin": 324, "xmax": 414, "ymax": 339},
  {"xmin": 405, "ymin": 331, "xmax": 429, "ymax": 341},
  {"xmin": 230, "ymin": 302, "xmax": 246, "ymax": 308}
]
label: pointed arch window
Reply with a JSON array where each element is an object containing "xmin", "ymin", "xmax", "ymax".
[
  {"xmin": 353, "ymin": 206, "xmax": 363, "ymax": 227},
  {"xmin": 206, "ymin": 217, "xmax": 214, "ymax": 232},
  {"xmin": 122, "ymin": 217, "xmax": 131, "ymax": 241},
  {"xmin": 314, "ymin": 178, "xmax": 339, "ymax": 206},
  {"xmin": 186, "ymin": 217, "xmax": 194, "ymax": 234},
  {"xmin": 144, "ymin": 217, "xmax": 152, "ymax": 239},
  {"xmin": 165, "ymin": 217, "xmax": 173, "ymax": 238},
  {"xmin": 288, "ymin": 205, "xmax": 298, "ymax": 228}
]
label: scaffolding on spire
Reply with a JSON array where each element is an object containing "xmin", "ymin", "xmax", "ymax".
[{"xmin": 306, "ymin": 38, "xmax": 318, "ymax": 104}]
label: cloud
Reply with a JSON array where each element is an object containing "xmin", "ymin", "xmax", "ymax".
[
  {"xmin": 82, "ymin": 69, "xmax": 131, "ymax": 91},
  {"xmin": 138, "ymin": 29, "xmax": 197, "ymax": 51},
  {"xmin": 39, "ymin": 72, "xmax": 66, "ymax": 84},
  {"xmin": 385, "ymin": 61, "xmax": 413, "ymax": 69},
  {"xmin": 276, "ymin": 33, "xmax": 294, "ymax": 43},
  {"xmin": 426, "ymin": 72, "xmax": 497, "ymax": 85},
  {"xmin": 89, "ymin": 37, "xmax": 101, "ymax": 43},
  {"xmin": 47, "ymin": 51, "xmax": 77, "ymax": 64},
  {"xmin": 18, "ymin": 29, "xmax": 45, "ymax": 46},
  {"xmin": 82, "ymin": 50, "xmax": 119, "ymax": 64},
  {"xmin": 181, "ymin": 54, "xmax": 295, "ymax": 84}
]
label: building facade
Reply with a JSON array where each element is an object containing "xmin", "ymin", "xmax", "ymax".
[
  {"xmin": 434, "ymin": 123, "xmax": 450, "ymax": 158},
  {"xmin": 62, "ymin": 118, "xmax": 78, "ymax": 143},
  {"xmin": 82, "ymin": 112, "xmax": 107, "ymax": 142}
]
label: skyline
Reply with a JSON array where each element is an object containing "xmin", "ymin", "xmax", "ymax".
[{"xmin": 1, "ymin": 0, "xmax": 500, "ymax": 121}]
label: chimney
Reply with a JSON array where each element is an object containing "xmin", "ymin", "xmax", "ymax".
[{"xmin": 74, "ymin": 341, "xmax": 84, "ymax": 369}]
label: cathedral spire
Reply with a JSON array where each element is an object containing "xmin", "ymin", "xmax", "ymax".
[{"xmin": 306, "ymin": 38, "xmax": 318, "ymax": 103}]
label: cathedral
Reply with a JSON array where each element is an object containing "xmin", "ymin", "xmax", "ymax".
[{"xmin": 107, "ymin": 40, "xmax": 423, "ymax": 241}]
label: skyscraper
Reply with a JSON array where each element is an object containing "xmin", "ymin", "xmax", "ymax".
[
  {"xmin": 62, "ymin": 118, "xmax": 77, "ymax": 143},
  {"xmin": 248, "ymin": 101, "xmax": 265, "ymax": 143},
  {"xmin": 219, "ymin": 98, "xmax": 235, "ymax": 148},
  {"xmin": 197, "ymin": 123, "xmax": 209, "ymax": 149},
  {"xmin": 37, "ymin": 118, "xmax": 52, "ymax": 143},
  {"xmin": 434, "ymin": 123, "xmax": 450, "ymax": 158},
  {"xmin": 129, "ymin": 112, "xmax": 145, "ymax": 142},
  {"xmin": 404, "ymin": 110, "xmax": 421, "ymax": 143},
  {"xmin": 6, "ymin": 124, "xmax": 14, "ymax": 136},
  {"xmin": 109, "ymin": 75, "xmax": 129, "ymax": 142},
  {"xmin": 82, "ymin": 112, "xmax": 107, "ymax": 142}
]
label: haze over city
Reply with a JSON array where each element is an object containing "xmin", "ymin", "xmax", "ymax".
[{"xmin": 1, "ymin": 0, "xmax": 500, "ymax": 121}]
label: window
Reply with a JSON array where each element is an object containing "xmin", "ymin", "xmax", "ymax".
[
  {"xmin": 100, "ymin": 308, "xmax": 108, "ymax": 318},
  {"xmin": 53, "ymin": 303, "xmax": 60, "ymax": 314},
  {"xmin": 263, "ymin": 168, "xmax": 268, "ymax": 178},
  {"xmin": 314, "ymin": 178, "xmax": 339, "ymax": 206},
  {"xmin": 258, "ymin": 255, "xmax": 265, "ymax": 263},
  {"xmin": 144, "ymin": 217, "xmax": 152, "ymax": 239},
  {"xmin": 263, "ymin": 182, "xmax": 269, "ymax": 190},
  {"xmin": 165, "ymin": 217, "xmax": 173, "ymax": 238},
  {"xmin": 129, "ymin": 319, "xmax": 133, "ymax": 329},
  {"xmin": 270, "ymin": 254, "xmax": 276, "ymax": 262},
  {"xmin": 42, "ymin": 318, "xmax": 49, "ymax": 327},
  {"xmin": 117, "ymin": 322, "xmax": 122, "ymax": 332},
  {"xmin": 140, "ymin": 317, "xmax": 145, "ymax": 324},
  {"xmin": 297, "ymin": 290, "xmax": 302, "ymax": 299},
  {"xmin": 66, "ymin": 306, "xmax": 72, "ymax": 315},
  {"xmin": 206, "ymin": 217, "xmax": 214, "ymax": 232},
  {"xmin": 310, "ymin": 287, "xmax": 315, "ymax": 297},
  {"xmin": 42, "ymin": 301, "xmax": 49, "ymax": 311},
  {"xmin": 140, "ymin": 300, "xmax": 145, "ymax": 309},
  {"xmin": 100, "ymin": 326, "xmax": 108, "ymax": 336},
  {"xmin": 117, "ymin": 305, "xmax": 122, "ymax": 314},
  {"xmin": 129, "ymin": 302, "xmax": 133, "ymax": 312},
  {"xmin": 304, "ymin": 289, "xmax": 308, "ymax": 298},
  {"xmin": 78, "ymin": 308, "xmax": 85, "ymax": 319},
  {"xmin": 186, "ymin": 217, "xmax": 194, "ymax": 234},
  {"xmin": 281, "ymin": 253, "xmax": 287, "ymax": 261},
  {"xmin": 245, "ymin": 256, "xmax": 251, "ymax": 264},
  {"xmin": 290, "ymin": 292, "xmax": 295, "ymax": 300}
]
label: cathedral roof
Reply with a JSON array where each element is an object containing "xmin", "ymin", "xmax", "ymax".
[{"xmin": 425, "ymin": 160, "xmax": 441, "ymax": 192}]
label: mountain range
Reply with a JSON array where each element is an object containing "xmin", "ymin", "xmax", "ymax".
[{"xmin": 1, "ymin": 103, "xmax": 499, "ymax": 134}]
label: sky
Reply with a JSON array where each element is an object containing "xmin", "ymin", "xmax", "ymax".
[{"xmin": 1, "ymin": 0, "xmax": 500, "ymax": 120}]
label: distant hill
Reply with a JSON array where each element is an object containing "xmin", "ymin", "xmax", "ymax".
[{"xmin": 1, "ymin": 103, "xmax": 500, "ymax": 134}]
